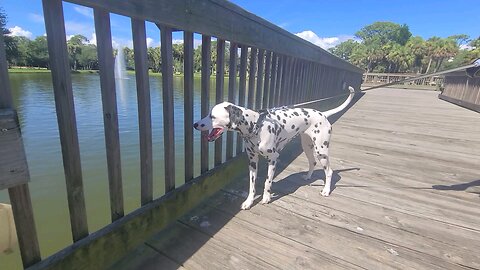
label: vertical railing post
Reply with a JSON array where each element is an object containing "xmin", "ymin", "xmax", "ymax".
[
  {"xmin": 226, "ymin": 42, "xmax": 238, "ymax": 159},
  {"xmin": 214, "ymin": 39, "xmax": 225, "ymax": 166},
  {"xmin": 94, "ymin": 9, "xmax": 124, "ymax": 221},
  {"xmin": 160, "ymin": 25, "xmax": 175, "ymax": 192},
  {"xmin": 132, "ymin": 19, "xmax": 153, "ymax": 204},
  {"xmin": 255, "ymin": 49, "xmax": 265, "ymax": 109},
  {"xmin": 268, "ymin": 53, "xmax": 277, "ymax": 108},
  {"xmin": 184, "ymin": 31, "xmax": 194, "ymax": 182},
  {"xmin": 236, "ymin": 45, "xmax": 248, "ymax": 154},
  {"xmin": 200, "ymin": 35, "xmax": 211, "ymax": 173},
  {"xmin": 247, "ymin": 47, "xmax": 257, "ymax": 109},
  {"xmin": 42, "ymin": 0, "xmax": 89, "ymax": 242}
]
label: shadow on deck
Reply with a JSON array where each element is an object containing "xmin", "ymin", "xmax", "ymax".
[{"xmin": 111, "ymin": 88, "xmax": 480, "ymax": 270}]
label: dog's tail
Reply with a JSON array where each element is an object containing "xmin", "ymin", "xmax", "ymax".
[{"xmin": 323, "ymin": 86, "xmax": 355, "ymax": 118}]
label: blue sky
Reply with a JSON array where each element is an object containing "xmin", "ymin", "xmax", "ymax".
[{"xmin": 2, "ymin": 0, "xmax": 479, "ymax": 49}]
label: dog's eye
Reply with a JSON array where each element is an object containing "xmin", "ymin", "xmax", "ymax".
[{"xmin": 209, "ymin": 114, "xmax": 216, "ymax": 120}]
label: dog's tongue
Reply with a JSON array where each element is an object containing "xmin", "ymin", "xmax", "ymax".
[{"xmin": 207, "ymin": 128, "xmax": 223, "ymax": 142}]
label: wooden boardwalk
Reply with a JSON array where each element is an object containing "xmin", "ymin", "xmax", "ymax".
[{"xmin": 112, "ymin": 88, "xmax": 480, "ymax": 270}]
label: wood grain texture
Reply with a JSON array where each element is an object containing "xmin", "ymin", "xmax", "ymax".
[
  {"xmin": 94, "ymin": 9, "xmax": 124, "ymax": 221},
  {"xmin": 215, "ymin": 39, "xmax": 225, "ymax": 166},
  {"xmin": 42, "ymin": 0, "xmax": 89, "ymax": 242},
  {"xmin": 0, "ymin": 110, "xmax": 29, "ymax": 189},
  {"xmin": 184, "ymin": 31, "xmax": 194, "ymax": 182},
  {"xmin": 63, "ymin": 0, "xmax": 362, "ymax": 74},
  {"xmin": 160, "ymin": 25, "xmax": 176, "ymax": 192},
  {"xmin": 131, "ymin": 19, "xmax": 153, "ymax": 205},
  {"xmin": 201, "ymin": 35, "xmax": 211, "ymax": 173}
]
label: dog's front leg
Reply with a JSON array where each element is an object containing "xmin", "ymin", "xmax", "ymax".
[
  {"xmin": 242, "ymin": 151, "xmax": 258, "ymax": 210},
  {"xmin": 261, "ymin": 158, "xmax": 277, "ymax": 204}
]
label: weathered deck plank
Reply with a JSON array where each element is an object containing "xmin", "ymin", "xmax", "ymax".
[{"xmin": 112, "ymin": 88, "xmax": 480, "ymax": 269}]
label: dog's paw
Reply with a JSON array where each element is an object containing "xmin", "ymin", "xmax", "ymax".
[
  {"xmin": 260, "ymin": 194, "xmax": 271, "ymax": 204},
  {"xmin": 321, "ymin": 187, "xmax": 331, "ymax": 197},
  {"xmin": 302, "ymin": 174, "xmax": 311, "ymax": 181},
  {"xmin": 241, "ymin": 199, "xmax": 254, "ymax": 210}
]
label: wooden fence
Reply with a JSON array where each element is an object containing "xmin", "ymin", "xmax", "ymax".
[
  {"xmin": 363, "ymin": 72, "xmax": 443, "ymax": 90},
  {"xmin": 439, "ymin": 71, "xmax": 480, "ymax": 112},
  {"xmin": 0, "ymin": 0, "xmax": 362, "ymax": 269}
]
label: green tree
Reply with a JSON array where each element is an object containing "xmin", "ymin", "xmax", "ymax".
[
  {"xmin": 78, "ymin": 44, "xmax": 98, "ymax": 70},
  {"xmin": 67, "ymin": 34, "xmax": 88, "ymax": 70},
  {"xmin": 28, "ymin": 36, "xmax": 49, "ymax": 68},
  {"xmin": 355, "ymin": 22, "xmax": 411, "ymax": 46},
  {"xmin": 1, "ymin": 7, "xmax": 18, "ymax": 65},
  {"xmin": 329, "ymin": 39, "xmax": 359, "ymax": 61},
  {"xmin": 147, "ymin": 46, "xmax": 161, "ymax": 72}
]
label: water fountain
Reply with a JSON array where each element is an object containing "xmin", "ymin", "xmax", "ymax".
[{"xmin": 114, "ymin": 47, "xmax": 128, "ymax": 79}]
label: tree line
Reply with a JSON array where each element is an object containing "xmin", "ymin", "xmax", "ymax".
[
  {"xmin": 2, "ymin": 8, "xmax": 479, "ymax": 74},
  {"xmin": 329, "ymin": 22, "xmax": 480, "ymax": 73}
]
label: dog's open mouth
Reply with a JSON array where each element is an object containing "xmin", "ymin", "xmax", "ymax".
[{"xmin": 206, "ymin": 128, "xmax": 224, "ymax": 142}]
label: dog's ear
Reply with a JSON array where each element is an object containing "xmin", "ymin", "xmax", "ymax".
[{"xmin": 225, "ymin": 105, "xmax": 243, "ymax": 128}]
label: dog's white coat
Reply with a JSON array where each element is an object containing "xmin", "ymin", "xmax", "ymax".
[{"xmin": 195, "ymin": 87, "xmax": 355, "ymax": 209}]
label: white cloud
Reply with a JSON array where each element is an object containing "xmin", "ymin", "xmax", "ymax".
[
  {"xmin": 74, "ymin": 6, "xmax": 94, "ymax": 19},
  {"xmin": 7, "ymin": 26, "xmax": 33, "ymax": 39},
  {"xmin": 146, "ymin": 37, "xmax": 155, "ymax": 48},
  {"xmin": 28, "ymin": 13, "xmax": 44, "ymax": 23},
  {"xmin": 88, "ymin": 33, "xmax": 97, "ymax": 46},
  {"xmin": 295, "ymin": 30, "xmax": 356, "ymax": 49}
]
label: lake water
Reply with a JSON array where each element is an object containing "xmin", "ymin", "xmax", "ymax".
[{"xmin": 0, "ymin": 72, "xmax": 235, "ymax": 269}]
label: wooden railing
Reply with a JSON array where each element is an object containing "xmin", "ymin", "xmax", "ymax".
[
  {"xmin": 439, "ymin": 71, "xmax": 480, "ymax": 112},
  {"xmin": 0, "ymin": 0, "xmax": 362, "ymax": 269},
  {"xmin": 363, "ymin": 72, "xmax": 444, "ymax": 89}
]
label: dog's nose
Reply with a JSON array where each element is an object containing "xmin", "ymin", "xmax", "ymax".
[{"xmin": 193, "ymin": 123, "xmax": 199, "ymax": 129}]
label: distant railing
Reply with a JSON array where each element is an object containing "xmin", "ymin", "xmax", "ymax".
[
  {"xmin": 0, "ymin": 0, "xmax": 362, "ymax": 268},
  {"xmin": 363, "ymin": 72, "xmax": 444, "ymax": 89}
]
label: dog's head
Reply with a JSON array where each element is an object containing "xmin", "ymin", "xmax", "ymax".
[{"xmin": 194, "ymin": 102, "xmax": 244, "ymax": 142}]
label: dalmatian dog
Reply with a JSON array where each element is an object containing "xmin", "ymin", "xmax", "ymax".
[{"xmin": 194, "ymin": 86, "xmax": 355, "ymax": 210}]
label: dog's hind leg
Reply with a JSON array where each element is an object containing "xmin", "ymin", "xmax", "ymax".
[
  {"xmin": 300, "ymin": 134, "xmax": 316, "ymax": 180},
  {"xmin": 310, "ymin": 127, "xmax": 333, "ymax": 196},
  {"xmin": 242, "ymin": 149, "xmax": 258, "ymax": 210}
]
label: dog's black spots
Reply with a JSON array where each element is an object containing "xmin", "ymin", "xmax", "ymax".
[
  {"xmin": 276, "ymin": 115, "xmax": 281, "ymax": 121},
  {"xmin": 245, "ymin": 114, "xmax": 249, "ymax": 117},
  {"xmin": 323, "ymin": 141, "xmax": 329, "ymax": 147},
  {"xmin": 304, "ymin": 118, "xmax": 308, "ymax": 122},
  {"xmin": 296, "ymin": 127, "xmax": 299, "ymax": 132},
  {"xmin": 321, "ymin": 145, "xmax": 324, "ymax": 148},
  {"xmin": 301, "ymin": 109, "xmax": 308, "ymax": 116},
  {"xmin": 313, "ymin": 137, "xmax": 316, "ymax": 141},
  {"xmin": 291, "ymin": 124, "xmax": 295, "ymax": 129},
  {"xmin": 309, "ymin": 144, "xmax": 314, "ymax": 149},
  {"xmin": 283, "ymin": 113, "xmax": 288, "ymax": 117},
  {"xmin": 251, "ymin": 176, "xmax": 255, "ymax": 183},
  {"xmin": 272, "ymin": 147, "xmax": 276, "ymax": 152},
  {"xmin": 249, "ymin": 162, "xmax": 257, "ymax": 169},
  {"xmin": 267, "ymin": 149, "xmax": 273, "ymax": 153},
  {"xmin": 314, "ymin": 124, "xmax": 318, "ymax": 128},
  {"xmin": 282, "ymin": 119, "xmax": 286, "ymax": 124},
  {"xmin": 267, "ymin": 125, "xmax": 272, "ymax": 133},
  {"xmin": 323, "ymin": 166, "xmax": 327, "ymax": 170},
  {"xmin": 313, "ymin": 161, "xmax": 317, "ymax": 166},
  {"xmin": 328, "ymin": 128, "xmax": 332, "ymax": 134},
  {"xmin": 293, "ymin": 112, "xmax": 299, "ymax": 116},
  {"xmin": 200, "ymin": 124, "xmax": 205, "ymax": 127},
  {"xmin": 271, "ymin": 160, "xmax": 276, "ymax": 165}
]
